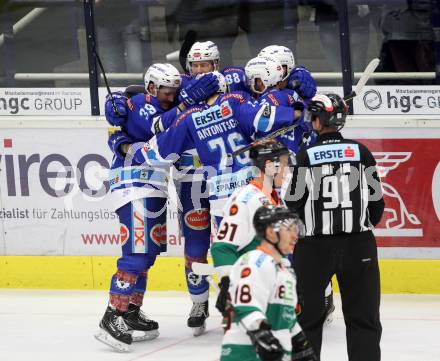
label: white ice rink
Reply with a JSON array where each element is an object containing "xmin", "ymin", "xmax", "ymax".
[{"xmin": 1, "ymin": 290, "xmax": 439, "ymax": 361}]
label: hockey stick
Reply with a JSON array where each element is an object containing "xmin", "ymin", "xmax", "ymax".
[
  {"xmin": 192, "ymin": 262, "xmax": 219, "ymax": 293},
  {"xmin": 343, "ymin": 58, "xmax": 380, "ymax": 102},
  {"xmin": 227, "ymin": 58, "xmax": 380, "ymax": 159},
  {"xmin": 192, "ymin": 262, "xmax": 215, "ymax": 276},
  {"xmin": 179, "ymin": 30, "xmax": 197, "ymax": 73},
  {"xmin": 227, "ymin": 122, "xmax": 301, "ymax": 158},
  {"xmin": 92, "ymin": 46, "xmax": 122, "ymax": 116}
]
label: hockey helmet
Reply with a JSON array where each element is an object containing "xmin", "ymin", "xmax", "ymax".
[
  {"xmin": 249, "ymin": 141, "xmax": 290, "ymax": 171},
  {"xmin": 144, "ymin": 63, "xmax": 181, "ymax": 95},
  {"xmin": 306, "ymin": 93, "xmax": 349, "ymax": 128},
  {"xmin": 245, "ymin": 56, "xmax": 284, "ymax": 94},
  {"xmin": 253, "ymin": 205, "xmax": 304, "ymax": 241},
  {"xmin": 258, "ymin": 45, "xmax": 295, "ymax": 80},
  {"xmin": 186, "ymin": 41, "xmax": 220, "ymax": 74}
]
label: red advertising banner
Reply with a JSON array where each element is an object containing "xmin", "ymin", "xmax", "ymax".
[{"xmin": 359, "ymin": 139, "xmax": 440, "ymax": 247}]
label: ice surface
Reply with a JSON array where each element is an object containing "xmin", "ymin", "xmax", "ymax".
[{"xmin": 1, "ymin": 290, "xmax": 439, "ymax": 361}]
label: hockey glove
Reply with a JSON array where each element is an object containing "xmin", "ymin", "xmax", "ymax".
[
  {"xmin": 291, "ymin": 331, "xmax": 317, "ymax": 361},
  {"xmin": 292, "ymin": 101, "xmax": 305, "ymax": 112},
  {"xmin": 105, "ymin": 91, "xmax": 128, "ymax": 126},
  {"xmin": 178, "ymin": 73, "xmax": 219, "ymax": 106},
  {"xmin": 288, "ymin": 67, "xmax": 317, "ymax": 101},
  {"xmin": 215, "ymin": 276, "xmax": 230, "ymax": 315},
  {"xmin": 108, "ymin": 131, "xmax": 133, "ymax": 159},
  {"xmin": 124, "ymin": 84, "xmax": 146, "ymax": 98},
  {"xmin": 247, "ymin": 321, "xmax": 284, "ymax": 361}
]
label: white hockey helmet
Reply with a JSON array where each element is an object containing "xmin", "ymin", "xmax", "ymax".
[
  {"xmin": 186, "ymin": 41, "xmax": 220, "ymax": 74},
  {"xmin": 258, "ymin": 45, "xmax": 295, "ymax": 80},
  {"xmin": 195, "ymin": 71, "xmax": 228, "ymax": 94},
  {"xmin": 144, "ymin": 63, "xmax": 181, "ymax": 95},
  {"xmin": 245, "ymin": 56, "xmax": 284, "ymax": 94}
]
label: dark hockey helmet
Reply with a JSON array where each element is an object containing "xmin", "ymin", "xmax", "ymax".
[
  {"xmin": 249, "ymin": 141, "xmax": 290, "ymax": 171},
  {"xmin": 307, "ymin": 93, "xmax": 348, "ymax": 128},
  {"xmin": 253, "ymin": 205, "xmax": 304, "ymax": 240}
]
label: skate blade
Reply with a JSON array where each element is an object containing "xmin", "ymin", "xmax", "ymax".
[
  {"xmin": 131, "ymin": 329, "xmax": 160, "ymax": 342},
  {"xmin": 94, "ymin": 329, "xmax": 130, "ymax": 352},
  {"xmin": 190, "ymin": 322, "xmax": 206, "ymax": 337}
]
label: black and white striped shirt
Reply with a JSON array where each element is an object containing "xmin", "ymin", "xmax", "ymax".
[{"xmin": 285, "ymin": 132, "xmax": 384, "ymax": 236}]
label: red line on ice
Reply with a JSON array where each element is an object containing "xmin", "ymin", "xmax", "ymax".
[{"xmin": 126, "ymin": 326, "xmax": 222, "ymax": 361}]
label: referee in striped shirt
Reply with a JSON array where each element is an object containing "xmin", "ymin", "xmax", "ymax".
[{"xmin": 285, "ymin": 93, "xmax": 384, "ymax": 361}]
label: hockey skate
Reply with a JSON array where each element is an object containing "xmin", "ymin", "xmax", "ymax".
[
  {"xmin": 123, "ymin": 304, "xmax": 160, "ymax": 342},
  {"xmin": 95, "ymin": 306, "xmax": 132, "ymax": 352},
  {"xmin": 187, "ymin": 300, "xmax": 209, "ymax": 336},
  {"xmin": 324, "ymin": 292, "xmax": 335, "ymax": 326}
]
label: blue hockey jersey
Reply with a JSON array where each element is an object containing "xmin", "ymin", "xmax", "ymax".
[
  {"xmin": 134, "ymin": 91, "xmax": 298, "ymax": 217},
  {"xmin": 259, "ymin": 88, "xmax": 316, "ymax": 154},
  {"xmin": 108, "ymin": 93, "xmax": 173, "ymax": 209},
  {"xmin": 221, "ymin": 66, "xmax": 249, "ymax": 93}
]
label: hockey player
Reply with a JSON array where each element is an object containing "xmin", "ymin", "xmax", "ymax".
[
  {"xmin": 211, "ymin": 141, "xmax": 290, "ymax": 314},
  {"xmin": 245, "ymin": 54, "xmax": 334, "ymax": 324},
  {"xmin": 220, "ymin": 205, "xmax": 317, "ymax": 361},
  {"xmin": 177, "ymin": 40, "xmax": 224, "ymax": 336},
  {"xmin": 97, "ymin": 63, "xmax": 217, "ymax": 352},
  {"xmin": 186, "ymin": 40, "xmax": 220, "ymax": 76},
  {"xmin": 245, "ymin": 54, "xmax": 313, "ymax": 156},
  {"xmin": 106, "ymin": 54, "xmax": 220, "ymax": 338},
  {"xmin": 127, "ymin": 71, "xmax": 302, "ymax": 334}
]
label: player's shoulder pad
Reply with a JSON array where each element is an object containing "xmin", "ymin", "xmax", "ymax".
[
  {"xmin": 236, "ymin": 184, "xmax": 261, "ymax": 204},
  {"xmin": 219, "ymin": 91, "xmax": 247, "ymax": 104},
  {"xmin": 127, "ymin": 92, "xmax": 144, "ymax": 110},
  {"xmin": 246, "ymin": 249, "xmax": 276, "ymax": 270},
  {"xmin": 174, "ymin": 106, "xmax": 204, "ymax": 127},
  {"xmin": 266, "ymin": 92, "xmax": 281, "ymax": 106},
  {"xmin": 221, "ymin": 66, "xmax": 245, "ymax": 74}
]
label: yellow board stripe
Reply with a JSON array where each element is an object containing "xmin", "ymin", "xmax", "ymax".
[{"xmin": 1, "ymin": 256, "xmax": 440, "ymax": 294}]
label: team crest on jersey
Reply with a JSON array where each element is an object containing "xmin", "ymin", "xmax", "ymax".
[
  {"xmin": 240, "ymin": 267, "xmax": 252, "ymax": 278},
  {"xmin": 229, "ymin": 204, "xmax": 239, "ymax": 216},
  {"xmin": 307, "ymin": 143, "xmax": 360, "ymax": 165}
]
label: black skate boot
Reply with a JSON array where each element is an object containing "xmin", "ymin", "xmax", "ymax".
[
  {"xmin": 187, "ymin": 300, "xmax": 209, "ymax": 336},
  {"xmin": 324, "ymin": 292, "xmax": 335, "ymax": 326},
  {"xmin": 95, "ymin": 306, "xmax": 132, "ymax": 352},
  {"xmin": 123, "ymin": 304, "xmax": 160, "ymax": 342}
]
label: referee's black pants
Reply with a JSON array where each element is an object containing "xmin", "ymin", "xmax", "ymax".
[{"xmin": 293, "ymin": 230, "xmax": 382, "ymax": 361}]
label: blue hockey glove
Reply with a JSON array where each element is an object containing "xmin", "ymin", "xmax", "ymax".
[
  {"xmin": 108, "ymin": 131, "xmax": 134, "ymax": 159},
  {"xmin": 178, "ymin": 73, "xmax": 219, "ymax": 106},
  {"xmin": 105, "ymin": 91, "xmax": 128, "ymax": 126},
  {"xmin": 288, "ymin": 66, "xmax": 317, "ymax": 100}
]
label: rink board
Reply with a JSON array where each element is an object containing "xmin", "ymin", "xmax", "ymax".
[
  {"xmin": 1, "ymin": 117, "xmax": 440, "ymax": 293},
  {"xmin": 1, "ymin": 256, "xmax": 440, "ymax": 294}
]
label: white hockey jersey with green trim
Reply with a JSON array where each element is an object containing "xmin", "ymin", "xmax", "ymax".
[
  {"xmin": 212, "ymin": 181, "xmax": 283, "ymax": 279},
  {"xmin": 220, "ymin": 249, "xmax": 302, "ymax": 361}
]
